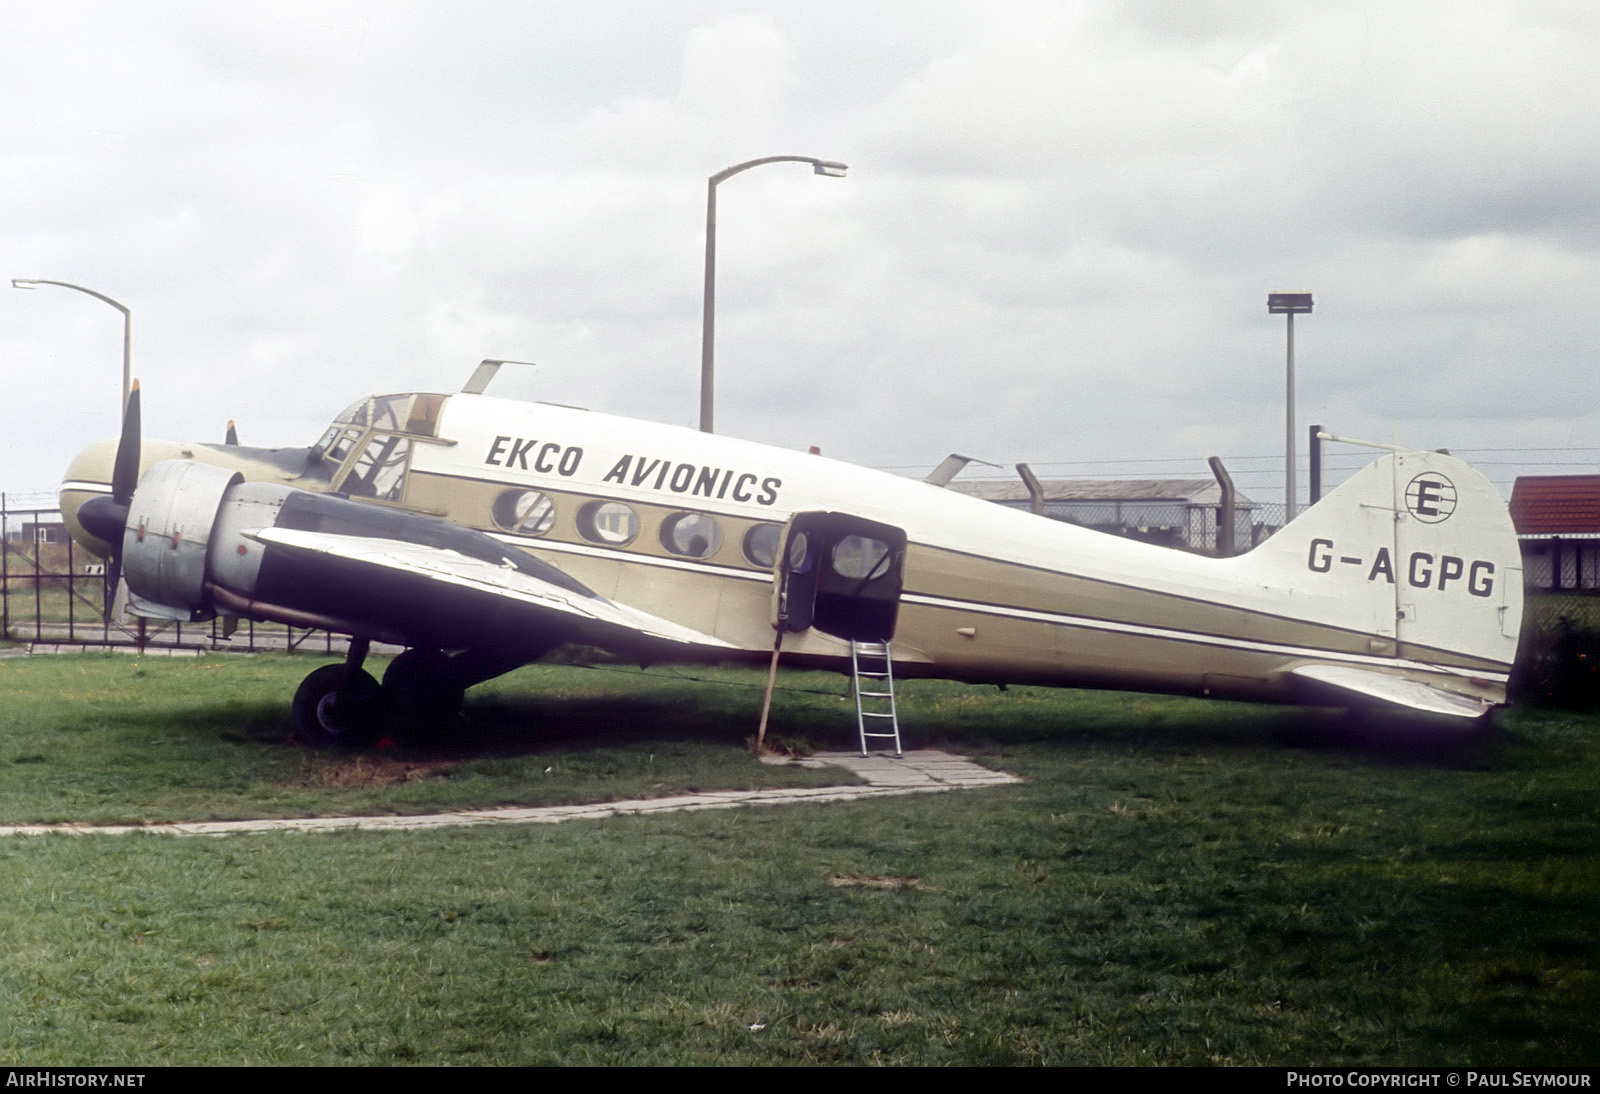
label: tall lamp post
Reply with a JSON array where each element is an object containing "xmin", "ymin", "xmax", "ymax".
[
  {"xmin": 1268, "ymin": 291, "xmax": 1313, "ymax": 523},
  {"xmin": 700, "ymin": 155, "xmax": 848, "ymax": 434},
  {"xmin": 12, "ymin": 278, "xmax": 132, "ymax": 415}
]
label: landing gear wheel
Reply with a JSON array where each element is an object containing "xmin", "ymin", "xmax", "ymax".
[
  {"xmin": 383, "ymin": 649, "xmax": 465, "ymax": 743},
  {"xmin": 292, "ymin": 664, "xmax": 384, "ymax": 749}
]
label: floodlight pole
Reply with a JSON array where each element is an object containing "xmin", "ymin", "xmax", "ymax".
[
  {"xmin": 700, "ymin": 155, "xmax": 848, "ymax": 433},
  {"xmin": 1268, "ymin": 292, "xmax": 1313, "ymax": 523},
  {"xmin": 12, "ymin": 278, "xmax": 132, "ymax": 415}
]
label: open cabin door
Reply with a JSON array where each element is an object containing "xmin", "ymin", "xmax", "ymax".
[{"xmin": 772, "ymin": 511, "xmax": 907, "ymax": 643}]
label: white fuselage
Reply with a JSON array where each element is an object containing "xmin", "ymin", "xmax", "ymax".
[
  {"xmin": 400, "ymin": 394, "xmax": 1520, "ymax": 705},
  {"xmin": 58, "ymin": 389, "xmax": 1523, "ymax": 715}
]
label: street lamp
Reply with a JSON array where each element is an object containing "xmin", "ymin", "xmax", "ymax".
[
  {"xmin": 1268, "ymin": 291, "xmax": 1313, "ymax": 523},
  {"xmin": 12, "ymin": 278, "xmax": 132, "ymax": 415},
  {"xmin": 700, "ymin": 156, "xmax": 848, "ymax": 433}
]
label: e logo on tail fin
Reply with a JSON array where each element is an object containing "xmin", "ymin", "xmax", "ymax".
[{"xmin": 1405, "ymin": 473, "xmax": 1457, "ymax": 523}]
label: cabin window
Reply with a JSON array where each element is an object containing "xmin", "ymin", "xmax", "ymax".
[
  {"xmin": 789, "ymin": 532, "xmax": 812, "ymax": 571},
  {"xmin": 493, "ymin": 489, "xmax": 556, "ymax": 536},
  {"xmin": 742, "ymin": 523, "xmax": 782, "ymax": 568},
  {"xmin": 661, "ymin": 513, "xmax": 722, "ymax": 558},
  {"xmin": 831, "ymin": 534, "xmax": 891, "ymax": 581},
  {"xmin": 577, "ymin": 500, "xmax": 639, "ymax": 546}
]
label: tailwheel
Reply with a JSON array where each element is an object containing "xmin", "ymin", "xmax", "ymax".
[
  {"xmin": 292, "ymin": 663, "xmax": 384, "ymax": 748},
  {"xmin": 383, "ymin": 648, "xmax": 466, "ymax": 743}
]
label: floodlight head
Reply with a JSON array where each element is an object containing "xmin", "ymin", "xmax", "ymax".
[
  {"xmin": 812, "ymin": 161, "xmax": 848, "ymax": 178},
  {"xmin": 1268, "ymin": 292, "xmax": 1314, "ymax": 314}
]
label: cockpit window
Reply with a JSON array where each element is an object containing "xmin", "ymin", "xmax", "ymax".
[
  {"xmin": 370, "ymin": 396, "xmax": 406, "ymax": 432},
  {"xmin": 315, "ymin": 426, "xmax": 364, "ymax": 467},
  {"xmin": 342, "ymin": 435, "xmax": 412, "ymax": 501},
  {"xmin": 327, "ymin": 394, "xmax": 444, "ymax": 436},
  {"xmin": 334, "ymin": 397, "xmax": 371, "ymax": 428},
  {"xmin": 315, "ymin": 393, "xmax": 446, "ymax": 464},
  {"xmin": 335, "ymin": 395, "xmax": 406, "ymax": 432},
  {"xmin": 403, "ymin": 394, "xmax": 444, "ymax": 437}
]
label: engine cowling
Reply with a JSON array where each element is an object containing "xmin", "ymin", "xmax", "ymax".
[
  {"xmin": 120, "ymin": 460, "xmax": 246, "ymax": 618},
  {"xmin": 110, "ymin": 459, "xmax": 596, "ymax": 655}
]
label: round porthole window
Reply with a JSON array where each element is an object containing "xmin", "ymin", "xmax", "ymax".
[
  {"xmin": 742, "ymin": 523, "xmax": 782, "ymax": 568},
  {"xmin": 492, "ymin": 489, "xmax": 556, "ymax": 536},
  {"xmin": 661, "ymin": 512, "xmax": 722, "ymax": 558},
  {"xmin": 832, "ymin": 534, "xmax": 890, "ymax": 580},
  {"xmin": 576, "ymin": 500, "xmax": 639, "ymax": 546}
]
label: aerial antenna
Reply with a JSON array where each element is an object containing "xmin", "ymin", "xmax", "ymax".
[
  {"xmin": 462, "ymin": 359, "xmax": 537, "ymax": 395},
  {"xmin": 924, "ymin": 453, "xmax": 1000, "ymax": 487}
]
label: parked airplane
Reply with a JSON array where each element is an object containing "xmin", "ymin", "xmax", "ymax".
[{"xmin": 57, "ymin": 362, "xmax": 1524, "ymax": 746}]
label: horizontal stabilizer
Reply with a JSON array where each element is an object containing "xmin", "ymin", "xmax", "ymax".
[{"xmin": 1289, "ymin": 663, "xmax": 1495, "ymax": 720}]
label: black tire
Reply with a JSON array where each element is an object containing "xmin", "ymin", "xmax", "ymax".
[
  {"xmin": 383, "ymin": 649, "xmax": 466, "ymax": 742},
  {"xmin": 292, "ymin": 664, "xmax": 384, "ymax": 748}
]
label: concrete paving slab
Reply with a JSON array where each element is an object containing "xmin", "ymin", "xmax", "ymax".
[{"xmin": 0, "ymin": 750, "xmax": 1021, "ymax": 838}]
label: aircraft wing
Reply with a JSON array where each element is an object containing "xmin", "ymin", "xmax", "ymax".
[
  {"xmin": 1287, "ymin": 663, "xmax": 1500, "ymax": 720},
  {"xmin": 247, "ymin": 525, "xmax": 734, "ymax": 651}
]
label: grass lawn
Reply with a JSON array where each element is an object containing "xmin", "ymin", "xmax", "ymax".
[{"xmin": 0, "ymin": 653, "xmax": 1594, "ymax": 1065}]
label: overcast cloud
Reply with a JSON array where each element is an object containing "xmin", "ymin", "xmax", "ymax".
[{"xmin": 3, "ymin": 0, "xmax": 1597, "ymax": 506}]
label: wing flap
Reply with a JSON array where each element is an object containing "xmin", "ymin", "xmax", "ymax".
[{"xmin": 249, "ymin": 526, "xmax": 734, "ymax": 650}]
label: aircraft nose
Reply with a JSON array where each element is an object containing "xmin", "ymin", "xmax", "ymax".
[
  {"xmin": 59, "ymin": 437, "xmax": 123, "ymax": 557},
  {"xmin": 60, "ymin": 432, "xmax": 191, "ymax": 554},
  {"xmin": 76, "ymin": 494, "xmax": 129, "ymax": 548}
]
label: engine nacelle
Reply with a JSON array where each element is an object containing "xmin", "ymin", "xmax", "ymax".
[
  {"xmin": 121, "ymin": 460, "xmax": 244, "ymax": 618},
  {"xmin": 114, "ymin": 459, "xmax": 594, "ymax": 651},
  {"xmin": 207, "ymin": 479, "xmax": 297, "ymax": 599}
]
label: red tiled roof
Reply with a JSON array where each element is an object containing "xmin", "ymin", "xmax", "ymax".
[{"xmin": 1509, "ymin": 476, "xmax": 1600, "ymax": 535}]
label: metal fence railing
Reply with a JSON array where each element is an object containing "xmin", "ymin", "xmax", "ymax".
[{"xmin": 1, "ymin": 496, "xmax": 341, "ymax": 655}]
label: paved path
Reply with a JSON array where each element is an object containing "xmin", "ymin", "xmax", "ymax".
[{"xmin": 0, "ymin": 750, "xmax": 1022, "ymax": 838}]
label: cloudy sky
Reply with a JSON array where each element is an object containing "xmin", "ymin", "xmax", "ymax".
[{"xmin": 3, "ymin": 0, "xmax": 1597, "ymax": 508}]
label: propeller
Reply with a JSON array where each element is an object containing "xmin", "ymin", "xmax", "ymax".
[
  {"xmin": 224, "ymin": 419, "xmax": 238, "ymax": 445},
  {"xmin": 76, "ymin": 381, "xmax": 141, "ymax": 616}
]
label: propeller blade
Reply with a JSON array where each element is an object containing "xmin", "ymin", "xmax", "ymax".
[
  {"xmin": 111, "ymin": 380, "xmax": 141, "ymax": 505},
  {"xmin": 79, "ymin": 379, "xmax": 142, "ymax": 620},
  {"xmin": 224, "ymin": 419, "xmax": 238, "ymax": 446},
  {"xmin": 104, "ymin": 557, "xmax": 121, "ymax": 618},
  {"xmin": 77, "ymin": 494, "xmax": 128, "ymax": 619}
]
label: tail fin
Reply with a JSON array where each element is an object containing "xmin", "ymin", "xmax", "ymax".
[{"xmin": 1241, "ymin": 449, "xmax": 1522, "ymax": 675}]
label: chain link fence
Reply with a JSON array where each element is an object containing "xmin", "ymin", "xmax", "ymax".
[
  {"xmin": 1512, "ymin": 591, "xmax": 1600, "ymax": 707},
  {"xmin": 1023, "ymin": 499, "xmax": 1288, "ymax": 555}
]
